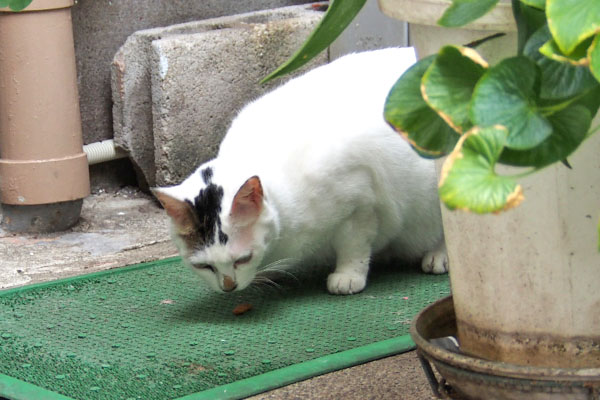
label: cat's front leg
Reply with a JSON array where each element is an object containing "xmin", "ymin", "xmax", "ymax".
[
  {"xmin": 327, "ymin": 208, "xmax": 377, "ymax": 295},
  {"xmin": 327, "ymin": 261, "xmax": 369, "ymax": 295},
  {"xmin": 421, "ymin": 238, "xmax": 449, "ymax": 274}
]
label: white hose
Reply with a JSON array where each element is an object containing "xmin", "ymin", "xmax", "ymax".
[{"xmin": 83, "ymin": 139, "xmax": 128, "ymax": 165}]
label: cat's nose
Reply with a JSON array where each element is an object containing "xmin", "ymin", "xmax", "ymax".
[{"xmin": 222, "ymin": 275, "xmax": 238, "ymax": 292}]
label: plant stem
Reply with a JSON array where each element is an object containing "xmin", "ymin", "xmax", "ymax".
[
  {"xmin": 538, "ymin": 94, "xmax": 586, "ymax": 116},
  {"xmin": 538, "ymin": 83, "xmax": 599, "ymax": 116}
]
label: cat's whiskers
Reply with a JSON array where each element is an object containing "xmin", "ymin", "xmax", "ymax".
[
  {"xmin": 258, "ymin": 257, "xmax": 296, "ymax": 273},
  {"xmin": 251, "ymin": 275, "xmax": 283, "ymax": 292},
  {"xmin": 245, "ymin": 279, "xmax": 269, "ymax": 296},
  {"xmin": 261, "ymin": 267, "xmax": 299, "ymax": 282},
  {"xmin": 248, "ymin": 258, "xmax": 297, "ymax": 292},
  {"xmin": 257, "ymin": 258, "xmax": 299, "ymax": 282}
]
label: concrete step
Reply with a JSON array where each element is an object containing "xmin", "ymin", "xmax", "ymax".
[{"xmin": 112, "ymin": 4, "xmax": 327, "ymax": 189}]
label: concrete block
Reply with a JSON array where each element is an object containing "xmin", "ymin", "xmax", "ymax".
[
  {"xmin": 72, "ymin": 0, "xmax": 313, "ymax": 146},
  {"xmin": 112, "ymin": 5, "xmax": 326, "ymax": 187}
]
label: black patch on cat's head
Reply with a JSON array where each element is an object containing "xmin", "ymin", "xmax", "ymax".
[
  {"xmin": 200, "ymin": 167, "xmax": 213, "ymax": 185},
  {"xmin": 187, "ymin": 183, "xmax": 229, "ymax": 247}
]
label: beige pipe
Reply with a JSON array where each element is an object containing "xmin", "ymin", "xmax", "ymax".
[{"xmin": 0, "ymin": 0, "xmax": 89, "ymax": 207}]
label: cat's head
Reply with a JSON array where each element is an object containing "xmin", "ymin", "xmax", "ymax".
[{"xmin": 152, "ymin": 168, "xmax": 275, "ymax": 293}]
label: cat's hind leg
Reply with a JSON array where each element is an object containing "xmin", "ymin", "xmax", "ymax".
[
  {"xmin": 421, "ymin": 238, "xmax": 449, "ymax": 274},
  {"xmin": 327, "ymin": 207, "xmax": 377, "ymax": 295}
]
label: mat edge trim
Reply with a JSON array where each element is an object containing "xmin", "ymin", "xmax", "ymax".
[
  {"xmin": 0, "ymin": 371, "xmax": 76, "ymax": 400},
  {"xmin": 0, "ymin": 336, "xmax": 415, "ymax": 400},
  {"xmin": 175, "ymin": 335, "xmax": 415, "ymax": 400}
]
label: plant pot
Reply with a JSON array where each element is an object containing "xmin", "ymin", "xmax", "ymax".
[
  {"xmin": 379, "ymin": 0, "xmax": 600, "ymax": 369},
  {"xmin": 412, "ymin": 296, "xmax": 600, "ymax": 399},
  {"xmin": 441, "ymin": 132, "xmax": 600, "ymax": 368},
  {"xmin": 377, "ymin": 0, "xmax": 516, "ymax": 61}
]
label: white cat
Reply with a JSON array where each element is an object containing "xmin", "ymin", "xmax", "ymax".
[{"xmin": 153, "ymin": 47, "xmax": 448, "ymax": 295}]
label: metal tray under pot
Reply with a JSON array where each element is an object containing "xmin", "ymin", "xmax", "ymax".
[{"xmin": 411, "ymin": 296, "xmax": 600, "ymax": 400}]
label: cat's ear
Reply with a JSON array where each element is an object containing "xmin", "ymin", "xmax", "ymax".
[
  {"xmin": 230, "ymin": 176, "xmax": 263, "ymax": 226},
  {"xmin": 151, "ymin": 188, "xmax": 197, "ymax": 234}
]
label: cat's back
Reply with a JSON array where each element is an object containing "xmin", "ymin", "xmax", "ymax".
[{"xmin": 218, "ymin": 47, "xmax": 417, "ymax": 157}]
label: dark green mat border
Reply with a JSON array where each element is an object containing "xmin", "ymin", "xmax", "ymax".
[
  {"xmin": 0, "ymin": 337, "xmax": 415, "ymax": 400},
  {"xmin": 0, "ymin": 257, "xmax": 417, "ymax": 400},
  {"xmin": 0, "ymin": 372, "xmax": 75, "ymax": 400},
  {"xmin": 177, "ymin": 335, "xmax": 415, "ymax": 400}
]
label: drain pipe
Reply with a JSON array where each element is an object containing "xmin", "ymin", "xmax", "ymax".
[
  {"xmin": 84, "ymin": 139, "xmax": 128, "ymax": 166},
  {"xmin": 0, "ymin": 0, "xmax": 90, "ymax": 233}
]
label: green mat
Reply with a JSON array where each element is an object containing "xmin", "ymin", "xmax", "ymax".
[{"xmin": 0, "ymin": 257, "xmax": 449, "ymax": 400}]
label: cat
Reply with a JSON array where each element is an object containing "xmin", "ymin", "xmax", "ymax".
[{"xmin": 152, "ymin": 47, "xmax": 448, "ymax": 295}]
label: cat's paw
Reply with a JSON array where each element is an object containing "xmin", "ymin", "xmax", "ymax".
[
  {"xmin": 421, "ymin": 249, "xmax": 449, "ymax": 274},
  {"xmin": 327, "ymin": 272, "xmax": 367, "ymax": 295}
]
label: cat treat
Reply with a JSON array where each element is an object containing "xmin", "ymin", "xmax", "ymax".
[
  {"xmin": 232, "ymin": 303, "xmax": 253, "ymax": 315},
  {"xmin": 153, "ymin": 47, "xmax": 448, "ymax": 296}
]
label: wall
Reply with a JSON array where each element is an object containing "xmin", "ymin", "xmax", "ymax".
[
  {"xmin": 71, "ymin": 0, "xmax": 407, "ymax": 190},
  {"xmin": 330, "ymin": 0, "xmax": 408, "ymax": 58},
  {"xmin": 71, "ymin": 0, "xmax": 314, "ymax": 145},
  {"xmin": 68, "ymin": 0, "xmax": 314, "ymax": 190}
]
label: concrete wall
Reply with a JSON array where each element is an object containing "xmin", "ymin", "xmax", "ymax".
[
  {"xmin": 71, "ymin": 0, "xmax": 313, "ymax": 146},
  {"xmin": 73, "ymin": 0, "xmax": 408, "ymax": 190},
  {"xmin": 109, "ymin": 0, "xmax": 408, "ymax": 188},
  {"xmin": 330, "ymin": 0, "xmax": 408, "ymax": 58}
]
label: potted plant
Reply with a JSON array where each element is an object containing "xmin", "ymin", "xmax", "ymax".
[
  {"xmin": 0, "ymin": 0, "xmax": 32, "ymax": 10},
  {"xmin": 262, "ymin": 0, "xmax": 600, "ymax": 396}
]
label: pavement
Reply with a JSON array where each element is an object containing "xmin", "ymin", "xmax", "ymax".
[{"xmin": 0, "ymin": 187, "xmax": 437, "ymax": 400}]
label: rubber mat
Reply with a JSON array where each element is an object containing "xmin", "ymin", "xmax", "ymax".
[{"xmin": 0, "ymin": 257, "xmax": 450, "ymax": 400}]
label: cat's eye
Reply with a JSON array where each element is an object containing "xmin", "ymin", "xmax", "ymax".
[
  {"xmin": 234, "ymin": 253, "xmax": 252, "ymax": 268},
  {"xmin": 194, "ymin": 264, "xmax": 215, "ymax": 273}
]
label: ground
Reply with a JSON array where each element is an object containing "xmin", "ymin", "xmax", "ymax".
[{"xmin": 0, "ymin": 188, "xmax": 437, "ymax": 399}]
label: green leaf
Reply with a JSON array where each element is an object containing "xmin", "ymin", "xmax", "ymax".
[
  {"xmin": 384, "ymin": 56, "xmax": 459, "ymax": 158},
  {"xmin": 513, "ymin": 0, "xmax": 547, "ymax": 55},
  {"xmin": 499, "ymin": 104, "xmax": 591, "ymax": 167},
  {"xmin": 547, "ymin": 0, "xmax": 600, "ymax": 55},
  {"xmin": 7, "ymin": 0, "xmax": 32, "ymax": 10},
  {"xmin": 0, "ymin": 1, "xmax": 9, "ymax": 7},
  {"xmin": 520, "ymin": 0, "xmax": 545, "ymax": 9},
  {"xmin": 471, "ymin": 56, "xmax": 552, "ymax": 150},
  {"xmin": 421, "ymin": 46, "xmax": 487, "ymax": 133},
  {"xmin": 439, "ymin": 125, "xmax": 524, "ymax": 213},
  {"xmin": 539, "ymin": 36, "xmax": 594, "ymax": 65},
  {"xmin": 590, "ymin": 34, "xmax": 600, "ymax": 83},
  {"xmin": 437, "ymin": 0, "xmax": 499, "ymax": 28},
  {"xmin": 261, "ymin": 0, "xmax": 367, "ymax": 83},
  {"xmin": 524, "ymin": 25, "xmax": 597, "ymax": 99},
  {"xmin": 574, "ymin": 85, "xmax": 600, "ymax": 124}
]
